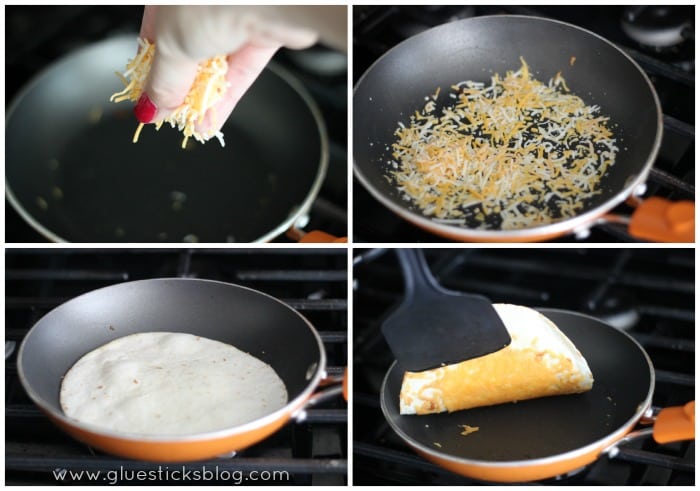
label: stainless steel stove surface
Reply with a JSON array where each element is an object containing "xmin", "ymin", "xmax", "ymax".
[
  {"xmin": 5, "ymin": 249, "xmax": 347, "ymax": 485},
  {"xmin": 5, "ymin": 5, "xmax": 347, "ymax": 242},
  {"xmin": 353, "ymin": 5, "xmax": 694, "ymax": 242},
  {"xmin": 353, "ymin": 248, "xmax": 694, "ymax": 485}
]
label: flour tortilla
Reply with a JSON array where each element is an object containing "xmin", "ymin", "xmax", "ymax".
[
  {"xmin": 60, "ymin": 332, "xmax": 288, "ymax": 436},
  {"xmin": 400, "ymin": 304, "xmax": 594, "ymax": 415}
]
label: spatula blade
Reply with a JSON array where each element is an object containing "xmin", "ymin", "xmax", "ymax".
[{"xmin": 382, "ymin": 293, "xmax": 511, "ymax": 372}]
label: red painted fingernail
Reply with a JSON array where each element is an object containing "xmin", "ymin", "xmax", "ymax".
[{"xmin": 134, "ymin": 93, "xmax": 157, "ymax": 123}]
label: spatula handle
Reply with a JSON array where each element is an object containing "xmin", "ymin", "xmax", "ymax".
[{"xmin": 395, "ymin": 249, "xmax": 443, "ymax": 298}]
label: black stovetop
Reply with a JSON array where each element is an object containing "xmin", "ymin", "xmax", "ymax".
[
  {"xmin": 353, "ymin": 248, "xmax": 694, "ymax": 485},
  {"xmin": 353, "ymin": 5, "xmax": 694, "ymax": 242},
  {"xmin": 5, "ymin": 249, "xmax": 347, "ymax": 485}
]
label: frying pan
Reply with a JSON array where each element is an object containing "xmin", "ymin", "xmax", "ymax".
[
  {"xmin": 354, "ymin": 15, "xmax": 694, "ymax": 242},
  {"xmin": 6, "ymin": 35, "xmax": 329, "ymax": 243},
  {"xmin": 17, "ymin": 278, "xmax": 345, "ymax": 462},
  {"xmin": 380, "ymin": 309, "xmax": 695, "ymax": 482}
]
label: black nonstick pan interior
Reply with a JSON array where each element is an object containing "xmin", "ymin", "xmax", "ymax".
[
  {"xmin": 6, "ymin": 35, "xmax": 326, "ymax": 243},
  {"xmin": 18, "ymin": 279, "xmax": 325, "ymax": 419},
  {"xmin": 354, "ymin": 16, "xmax": 661, "ymax": 235},
  {"xmin": 381, "ymin": 309, "xmax": 653, "ymax": 462}
]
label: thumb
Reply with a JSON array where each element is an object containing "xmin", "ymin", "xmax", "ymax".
[
  {"xmin": 193, "ymin": 42, "xmax": 280, "ymax": 136},
  {"xmin": 134, "ymin": 49, "xmax": 199, "ymax": 123}
]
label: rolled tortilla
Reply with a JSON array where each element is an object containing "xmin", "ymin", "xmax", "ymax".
[{"xmin": 399, "ymin": 304, "xmax": 593, "ymax": 415}]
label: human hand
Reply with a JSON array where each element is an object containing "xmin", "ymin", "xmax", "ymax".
[{"xmin": 133, "ymin": 5, "xmax": 334, "ymax": 136}]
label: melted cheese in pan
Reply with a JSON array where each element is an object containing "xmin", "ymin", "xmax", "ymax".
[
  {"xmin": 399, "ymin": 304, "xmax": 593, "ymax": 415},
  {"xmin": 60, "ymin": 332, "xmax": 288, "ymax": 436}
]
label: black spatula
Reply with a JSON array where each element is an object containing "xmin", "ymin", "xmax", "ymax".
[{"xmin": 382, "ymin": 249, "xmax": 511, "ymax": 372}]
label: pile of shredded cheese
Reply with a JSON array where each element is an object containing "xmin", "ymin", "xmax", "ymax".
[
  {"xmin": 389, "ymin": 58, "xmax": 618, "ymax": 230},
  {"xmin": 110, "ymin": 38, "xmax": 229, "ymax": 148}
]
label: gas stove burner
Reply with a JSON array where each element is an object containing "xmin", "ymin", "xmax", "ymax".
[
  {"xmin": 585, "ymin": 288, "xmax": 642, "ymax": 331},
  {"xmin": 621, "ymin": 6, "xmax": 694, "ymax": 49},
  {"xmin": 596, "ymin": 308, "xmax": 641, "ymax": 331}
]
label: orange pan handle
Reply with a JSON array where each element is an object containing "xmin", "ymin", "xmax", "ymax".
[
  {"xmin": 653, "ymin": 401, "xmax": 695, "ymax": 444},
  {"xmin": 628, "ymin": 197, "xmax": 694, "ymax": 243},
  {"xmin": 298, "ymin": 231, "xmax": 348, "ymax": 243},
  {"xmin": 286, "ymin": 228, "xmax": 348, "ymax": 243},
  {"xmin": 342, "ymin": 367, "xmax": 348, "ymax": 402}
]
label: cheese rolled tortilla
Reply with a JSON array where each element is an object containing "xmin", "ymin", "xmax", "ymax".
[{"xmin": 400, "ymin": 304, "xmax": 593, "ymax": 415}]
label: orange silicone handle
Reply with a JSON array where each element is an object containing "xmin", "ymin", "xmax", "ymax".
[
  {"xmin": 342, "ymin": 368, "xmax": 349, "ymax": 402},
  {"xmin": 297, "ymin": 231, "xmax": 348, "ymax": 243},
  {"xmin": 628, "ymin": 197, "xmax": 694, "ymax": 243},
  {"xmin": 653, "ymin": 401, "xmax": 695, "ymax": 444}
]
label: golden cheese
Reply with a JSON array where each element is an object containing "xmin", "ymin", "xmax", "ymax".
[
  {"xmin": 399, "ymin": 304, "xmax": 593, "ymax": 415},
  {"xmin": 110, "ymin": 38, "xmax": 229, "ymax": 148},
  {"xmin": 389, "ymin": 58, "xmax": 618, "ymax": 230},
  {"xmin": 459, "ymin": 425, "xmax": 479, "ymax": 436}
]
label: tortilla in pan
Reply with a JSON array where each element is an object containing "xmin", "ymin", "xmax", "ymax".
[
  {"xmin": 399, "ymin": 304, "xmax": 593, "ymax": 415},
  {"xmin": 60, "ymin": 332, "xmax": 288, "ymax": 436}
]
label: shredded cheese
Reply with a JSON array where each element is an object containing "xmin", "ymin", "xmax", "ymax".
[
  {"xmin": 110, "ymin": 38, "xmax": 229, "ymax": 148},
  {"xmin": 459, "ymin": 425, "xmax": 480, "ymax": 436},
  {"xmin": 389, "ymin": 58, "xmax": 618, "ymax": 230}
]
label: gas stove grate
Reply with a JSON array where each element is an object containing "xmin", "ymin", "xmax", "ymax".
[
  {"xmin": 353, "ymin": 248, "xmax": 694, "ymax": 485},
  {"xmin": 5, "ymin": 249, "xmax": 347, "ymax": 485}
]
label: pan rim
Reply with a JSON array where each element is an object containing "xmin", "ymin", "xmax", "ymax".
[
  {"xmin": 17, "ymin": 277, "xmax": 328, "ymax": 442},
  {"xmin": 5, "ymin": 33, "xmax": 330, "ymax": 244},
  {"xmin": 353, "ymin": 14, "xmax": 663, "ymax": 241},
  {"xmin": 251, "ymin": 61, "xmax": 330, "ymax": 243},
  {"xmin": 380, "ymin": 308, "xmax": 656, "ymax": 471}
]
